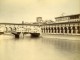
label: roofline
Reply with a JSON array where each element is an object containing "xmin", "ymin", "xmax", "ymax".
[
  {"xmin": 55, "ymin": 14, "xmax": 80, "ymax": 19},
  {"xmin": 42, "ymin": 21, "xmax": 80, "ymax": 25},
  {"xmin": 0, "ymin": 23, "xmax": 39, "ymax": 26}
]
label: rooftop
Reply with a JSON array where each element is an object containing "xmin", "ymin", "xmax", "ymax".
[{"xmin": 55, "ymin": 14, "xmax": 80, "ymax": 19}]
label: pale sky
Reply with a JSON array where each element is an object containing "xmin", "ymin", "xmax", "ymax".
[{"xmin": 0, "ymin": 0, "xmax": 80, "ymax": 23}]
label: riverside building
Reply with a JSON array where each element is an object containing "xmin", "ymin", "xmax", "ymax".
[{"xmin": 41, "ymin": 14, "xmax": 80, "ymax": 35}]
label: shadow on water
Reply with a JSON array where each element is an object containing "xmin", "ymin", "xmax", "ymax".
[
  {"xmin": 0, "ymin": 34, "xmax": 80, "ymax": 60},
  {"xmin": 13, "ymin": 35, "xmax": 42, "ymax": 41},
  {"xmin": 41, "ymin": 37, "xmax": 80, "ymax": 60},
  {"xmin": 30, "ymin": 36, "xmax": 40, "ymax": 39}
]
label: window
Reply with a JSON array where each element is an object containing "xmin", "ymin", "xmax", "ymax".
[{"xmin": 70, "ymin": 15, "xmax": 79, "ymax": 19}]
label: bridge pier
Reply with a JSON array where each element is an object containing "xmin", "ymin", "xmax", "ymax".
[
  {"xmin": 0, "ymin": 32, "xmax": 4, "ymax": 35},
  {"xmin": 14, "ymin": 34, "xmax": 20, "ymax": 38},
  {"xmin": 12, "ymin": 32, "xmax": 21, "ymax": 38}
]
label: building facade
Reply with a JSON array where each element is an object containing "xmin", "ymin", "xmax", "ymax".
[
  {"xmin": 41, "ymin": 14, "xmax": 80, "ymax": 35},
  {"xmin": 0, "ymin": 14, "xmax": 80, "ymax": 35},
  {"xmin": 0, "ymin": 23, "xmax": 39, "ymax": 33}
]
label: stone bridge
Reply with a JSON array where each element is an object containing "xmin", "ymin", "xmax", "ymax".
[
  {"xmin": 0, "ymin": 23, "xmax": 41, "ymax": 38},
  {"xmin": 0, "ymin": 23, "xmax": 39, "ymax": 33}
]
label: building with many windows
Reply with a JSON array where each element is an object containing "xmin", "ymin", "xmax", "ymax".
[
  {"xmin": 41, "ymin": 14, "xmax": 80, "ymax": 35},
  {"xmin": 0, "ymin": 14, "xmax": 80, "ymax": 35}
]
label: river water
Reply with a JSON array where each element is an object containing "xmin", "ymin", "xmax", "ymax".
[{"xmin": 0, "ymin": 34, "xmax": 80, "ymax": 60}]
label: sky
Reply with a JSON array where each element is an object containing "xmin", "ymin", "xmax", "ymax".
[{"xmin": 0, "ymin": 0, "xmax": 80, "ymax": 23}]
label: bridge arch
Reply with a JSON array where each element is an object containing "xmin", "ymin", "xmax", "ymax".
[
  {"xmin": 13, "ymin": 27, "xmax": 17, "ymax": 31},
  {"xmin": 8, "ymin": 27, "xmax": 13, "ymax": 32}
]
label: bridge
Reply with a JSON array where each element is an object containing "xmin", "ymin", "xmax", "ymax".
[{"xmin": 0, "ymin": 23, "xmax": 41, "ymax": 38}]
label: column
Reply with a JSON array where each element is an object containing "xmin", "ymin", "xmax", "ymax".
[
  {"xmin": 75, "ymin": 26, "xmax": 78, "ymax": 34},
  {"xmin": 52, "ymin": 27, "xmax": 54, "ymax": 33},
  {"xmin": 71, "ymin": 26, "xmax": 73, "ymax": 34},
  {"xmin": 50, "ymin": 27, "xmax": 53, "ymax": 33},
  {"xmin": 67, "ymin": 27, "xmax": 69, "ymax": 34},
  {"xmin": 48, "ymin": 28, "xmax": 49, "ymax": 33},
  {"xmin": 59, "ymin": 27, "xmax": 61, "ymax": 34}
]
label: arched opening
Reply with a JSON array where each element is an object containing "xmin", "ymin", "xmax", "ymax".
[
  {"xmin": 44, "ymin": 28, "xmax": 45, "ymax": 33},
  {"xmin": 41, "ymin": 28, "xmax": 43, "ymax": 33},
  {"xmin": 57, "ymin": 27, "xmax": 60, "ymax": 33},
  {"xmin": 68, "ymin": 27, "xmax": 71, "ymax": 33},
  {"xmin": 51, "ymin": 27, "xmax": 54, "ymax": 33},
  {"xmin": 64, "ymin": 27, "xmax": 67, "ymax": 33},
  {"xmin": 46, "ymin": 28, "xmax": 48, "ymax": 33},
  {"xmin": 49, "ymin": 27, "xmax": 50, "ymax": 33},
  {"xmin": 54, "ymin": 27, "xmax": 56, "ymax": 33},
  {"xmin": 61, "ymin": 27, "xmax": 63, "ymax": 33},
  {"xmin": 77, "ymin": 26, "xmax": 80, "ymax": 34},
  {"xmin": 72, "ymin": 26, "xmax": 76, "ymax": 33}
]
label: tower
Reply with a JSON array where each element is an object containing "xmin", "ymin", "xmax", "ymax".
[{"xmin": 36, "ymin": 17, "xmax": 43, "ymax": 23}]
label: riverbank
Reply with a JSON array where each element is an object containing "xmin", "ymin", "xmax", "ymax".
[{"xmin": 42, "ymin": 33, "xmax": 80, "ymax": 40}]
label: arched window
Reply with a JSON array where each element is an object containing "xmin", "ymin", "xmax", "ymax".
[
  {"xmin": 57, "ymin": 27, "xmax": 60, "ymax": 33},
  {"xmin": 51, "ymin": 27, "xmax": 54, "ymax": 33},
  {"xmin": 54, "ymin": 27, "xmax": 56, "ymax": 33}
]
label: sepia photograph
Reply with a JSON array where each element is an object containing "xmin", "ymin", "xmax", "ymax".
[{"xmin": 0, "ymin": 0, "xmax": 80, "ymax": 60}]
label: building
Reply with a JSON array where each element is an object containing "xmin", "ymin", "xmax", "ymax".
[
  {"xmin": 36, "ymin": 17, "xmax": 43, "ymax": 23},
  {"xmin": 0, "ymin": 14, "xmax": 80, "ymax": 35},
  {"xmin": 41, "ymin": 14, "xmax": 80, "ymax": 35},
  {"xmin": 43, "ymin": 20, "xmax": 54, "ymax": 24},
  {"xmin": 0, "ymin": 23, "xmax": 39, "ymax": 33}
]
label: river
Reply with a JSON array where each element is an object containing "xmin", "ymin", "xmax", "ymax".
[{"xmin": 0, "ymin": 34, "xmax": 80, "ymax": 60}]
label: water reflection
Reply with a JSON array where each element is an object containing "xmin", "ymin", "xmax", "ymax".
[
  {"xmin": 0, "ymin": 34, "xmax": 80, "ymax": 60},
  {"xmin": 42, "ymin": 37, "xmax": 80, "ymax": 53}
]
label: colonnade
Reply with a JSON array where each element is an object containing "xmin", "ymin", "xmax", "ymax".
[{"xmin": 41, "ymin": 23, "xmax": 80, "ymax": 34}]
